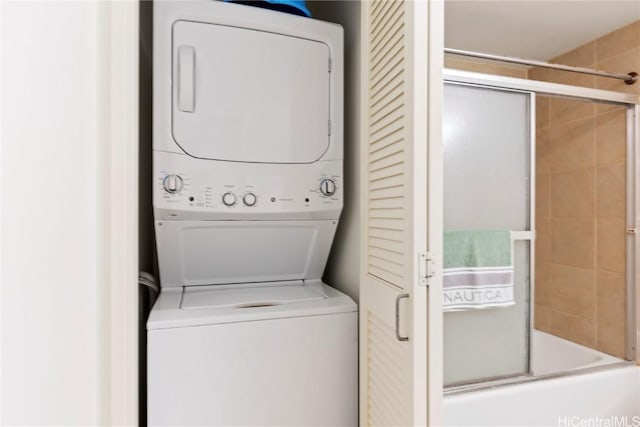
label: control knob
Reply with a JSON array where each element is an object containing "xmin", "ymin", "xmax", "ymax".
[
  {"xmin": 162, "ymin": 174, "xmax": 183, "ymax": 194},
  {"xmin": 319, "ymin": 179, "xmax": 337, "ymax": 196},
  {"xmin": 222, "ymin": 192, "xmax": 237, "ymax": 206},
  {"xmin": 243, "ymin": 192, "xmax": 257, "ymax": 206}
]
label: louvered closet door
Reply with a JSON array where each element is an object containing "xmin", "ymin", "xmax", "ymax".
[{"xmin": 360, "ymin": 1, "xmax": 443, "ymax": 426}]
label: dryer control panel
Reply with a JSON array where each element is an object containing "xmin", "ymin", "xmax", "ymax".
[{"xmin": 153, "ymin": 151, "xmax": 342, "ymax": 221}]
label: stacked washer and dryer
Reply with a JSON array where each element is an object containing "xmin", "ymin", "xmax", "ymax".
[{"xmin": 147, "ymin": 1, "xmax": 357, "ymax": 426}]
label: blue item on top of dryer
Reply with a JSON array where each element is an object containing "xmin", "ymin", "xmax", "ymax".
[{"xmin": 224, "ymin": 0, "xmax": 312, "ymax": 17}]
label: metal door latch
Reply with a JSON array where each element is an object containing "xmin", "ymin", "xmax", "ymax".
[{"xmin": 418, "ymin": 252, "xmax": 434, "ymax": 286}]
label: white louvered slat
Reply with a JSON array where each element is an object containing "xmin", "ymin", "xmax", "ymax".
[
  {"xmin": 368, "ymin": 178, "xmax": 403, "ymax": 196},
  {"xmin": 372, "ymin": 13, "xmax": 403, "ymax": 54},
  {"xmin": 368, "ymin": 360, "xmax": 404, "ymax": 397},
  {"xmin": 370, "ymin": 64, "xmax": 403, "ymax": 99},
  {"xmin": 369, "ymin": 114, "xmax": 403, "ymax": 143},
  {"xmin": 369, "ymin": 237, "xmax": 403, "ymax": 254},
  {"xmin": 369, "ymin": 162, "xmax": 403, "ymax": 181},
  {"xmin": 370, "ymin": 1, "xmax": 403, "ymax": 44},
  {"xmin": 369, "ymin": 387, "xmax": 404, "ymax": 424},
  {"xmin": 369, "ymin": 150, "xmax": 404, "ymax": 175},
  {"xmin": 368, "ymin": 227, "xmax": 404, "ymax": 243},
  {"xmin": 367, "ymin": 266, "xmax": 403, "ymax": 287},
  {"xmin": 370, "ymin": 0, "xmax": 384, "ymax": 21},
  {"xmin": 368, "ymin": 253, "xmax": 403, "ymax": 274},
  {"xmin": 369, "ymin": 135, "xmax": 403, "ymax": 159},
  {"xmin": 370, "ymin": 86, "xmax": 403, "ymax": 117},
  {"xmin": 368, "ymin": 246, "xmax": 404, "ymax": 266},
  {"xmin": 368, "ymin": 354, "xmax": 405, "ymax": 391},
  {"xmin": 370, "ymin": 25, "xmax": 404, "ymax": 72},
  {"xmin": 369, "ymin": 207, "xmax": 404, "ymax": 220},
  {"xmin": 369, "ymin": 0, "xmax": 390, "ymax": 30},
  {"xmin": 370, "ymin": 43, "xmax": 404, "ymax": 82},
  {"xmin": 368, "ymin": 216, "xmax": 403, "ymax": 230},
  {"xmin": 369, "ymin": 129, "xmax": 403, "ymax": 155},
  {"xmin": 370, "ymin": 93, "xmax": 403, "ymax": 121},
  {"xmin": 370, "ymin": 169, "xmax": 402, "ymax": 185},
  {"xmin": 366, "ymin": 311, "xmax": 410, "ymax": 426},
  {"xmin": 368, "ymin": 186, "xmax": 404, "ymax": 203},
  {"xmin": 369, "ymin": 376, "xmax": 408, "ymax": 419},
  {"xmin": 370, "ymin": 98, "xmax": 403, "ymax": 128},
  {"xmin": 370, "ymin": 160, "xmax": 402, "ymax": 181},
  {"xmin": 371, "ymin": 72, "xmax": 403, "ymax": 106},
  {"xmin": 371, "ymin": 41, "xmax": 403, "ymax": 78}
]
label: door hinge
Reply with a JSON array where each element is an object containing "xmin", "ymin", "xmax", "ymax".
[
  {"xmin": 328, "ymin": 57, "xmax": 332, "ymax": 73},
  {"xmin": 418, "ymin": 252, "xmax": 434, "ymax": 286},
  {"xmin": 628, "ymin": 227, "xmax": 638, "ymax": 234},
  {"xmin": 328, "ymin": 120, "xmax": 332, "ymax": 136}
]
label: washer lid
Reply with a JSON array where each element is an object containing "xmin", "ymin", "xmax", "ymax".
[
  {"xmin": 147, "ymin": 280, "xmax": 357, "ymax": 330},
  {"xmin": 181, "ymin": 281, "xmax": 325, "ymax": 310}
]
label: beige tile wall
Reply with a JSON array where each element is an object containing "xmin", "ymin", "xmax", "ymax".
[{"xmin": 531, "ymin": 21, "xmax": 639, "ymax": 358}]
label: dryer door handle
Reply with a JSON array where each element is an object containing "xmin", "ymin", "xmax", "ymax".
[{"xmin": 177, "ymin": 45, "xmax": 195, "ymax": 112}]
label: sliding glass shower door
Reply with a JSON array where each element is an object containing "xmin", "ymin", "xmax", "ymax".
[{"xmin": 443, "ymin": 83, "xmax": 533, "ymax": 386}]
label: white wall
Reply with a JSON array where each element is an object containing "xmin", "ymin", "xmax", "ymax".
[
  {"xmin": 308, "ymin": 1, "xmax": 361, "ymax": 301},
  {"xmin": 1, "ymin": 2, "xmax": 109, "ymax": 424}
]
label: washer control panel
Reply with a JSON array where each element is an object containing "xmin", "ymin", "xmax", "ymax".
[{"xmin": 154, "ymin": 152, "xmax": 342, "ymax": 220}]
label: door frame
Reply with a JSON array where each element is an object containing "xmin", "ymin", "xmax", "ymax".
[
  {"xmin": 103, "ymin": 1, "xmax": 139, "ymax": 424},
  {"xmin": 444, "ymin": 69, "xmax": 639, "ymax": 104}
]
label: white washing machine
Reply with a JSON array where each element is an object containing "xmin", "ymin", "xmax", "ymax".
[
  {"xmin": 148, "ymin": 1, "xmax": 357, "ymax": 426},
  {"xmin": 148, "ymin": 281, "xmax": 357, "ymax": 426}
]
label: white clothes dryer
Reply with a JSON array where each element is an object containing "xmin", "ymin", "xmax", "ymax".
[{"xmin": 148, "ymin": 1, "xmax": 356, "ymax": 426}]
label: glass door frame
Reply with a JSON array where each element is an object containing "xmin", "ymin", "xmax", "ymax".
[
  {"xmin": 443, "ymin": 69, "xmax": 640, "ymax": 390},
  {"xmin": 442, "ymin": 81, "xmax": 535, "ymax": 387}
]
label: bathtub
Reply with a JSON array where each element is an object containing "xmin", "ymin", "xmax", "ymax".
[
  {"xmin": 443, "ymin": 330, "xmax": 640, "ymax": 426},
  {"xmin": 531, "ymin": 330, "xmax": 623, "ymax": 376}
]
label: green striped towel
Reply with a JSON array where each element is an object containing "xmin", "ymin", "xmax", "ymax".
[{"xmin": 443, "ymin": 230, "xmax": 514, "ymax": 311}]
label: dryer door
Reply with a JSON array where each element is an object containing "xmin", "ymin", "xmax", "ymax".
[{"xmin": 172, "ymin": 21, "xmax": 331, "ymax": 164}]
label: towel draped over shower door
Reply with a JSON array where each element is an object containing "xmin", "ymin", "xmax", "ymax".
[{"xmin": 443, "ymin": 230, "xmax": 515, "ymax": 311}]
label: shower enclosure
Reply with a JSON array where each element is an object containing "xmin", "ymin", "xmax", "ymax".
[{"xmin": 442, "ymin": 70, "xmax": 639, "ymax": 391}]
